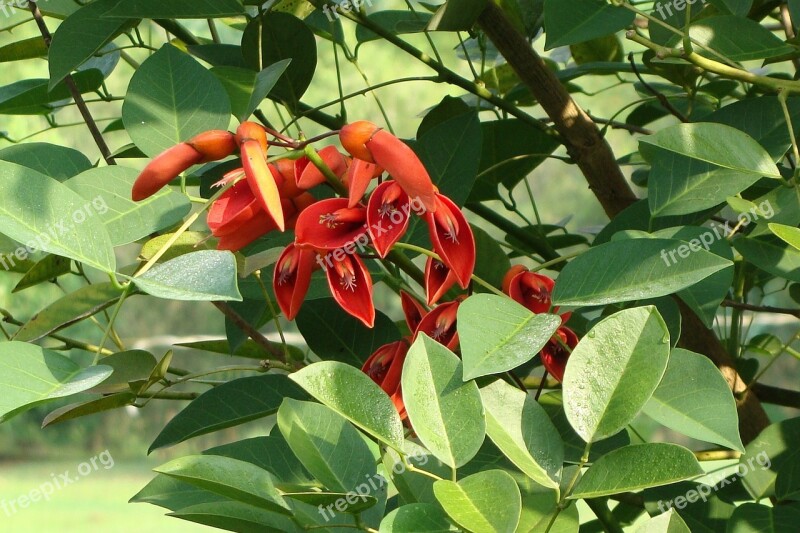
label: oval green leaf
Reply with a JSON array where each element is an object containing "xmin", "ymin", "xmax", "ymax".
[
  {"xmin": 128, "ymin": 250, "xmax": 242, "ymax": 301},
  {"xmin": 433, "ymin": 470, "xmax": 521, "ymax": 533}
]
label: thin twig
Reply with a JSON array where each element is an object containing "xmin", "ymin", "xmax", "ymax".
[
  {"xmin": 28, "ymin": 1, "xmax": 116, "ymax": 165},
  {"xmin": 628, "ymin": 52, "xmax": 689, "ymax": 122},
  {"xmin": 211, "ymin": 301, "xmax": 292, "ymax": 365},
  {"xmin": 720, "ymin": 300, "xmax": 800, "ymax": 318}
]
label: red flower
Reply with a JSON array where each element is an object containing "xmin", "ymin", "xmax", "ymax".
[
  {"xmin": 339, "ymin": 121, "xmax": 436, "ymax": 212},
  {"xmin": 237, "ymin": 122, "xmax": 285, "ymax": 231},
  {"xmin": 294, "ymin": 198, "xmax": 368, "ymax": 251},
  {"xmin": 321, "ymin": 251, "xmax": 375, "ymax": 327},
  {"xmin": 424, "ymin": 257, "xmax": 458, "ymax": 306},
  {"xmin": 414, "ymin": 300, "xmax": 460, "ymax": 350},
  {"xmin": 503, "ymin": 266, "xmax": 570, "ymax": 321},
  {"xmin": 362, "ymin": 340, "xmax": 409, "ymax": 420},
  {"xmin": 207, "ymin": 179, "xmax": 260, "ymax": 237},
  {"xmin": 425, "ymin": 193, "xmax": 475, "ymax": 289},
  {"xmin": 273, "ymin": 243, "xmax": 317, "ymax": 320},
  {"xmin": 400, "ymin": 290, "xmax": 427, "ymax": 333},
  {"xmin": 132, "ymin": 130, "xmax": 236, "ymax": 201},
  {"xmin": 345, "ymin": 158, "xmax": 382, "ymax": 208},
  {"xmin": 540, "ymin": 326, "xmax": 579, "ymax": 383},
  {"xmin": 366, "ymin": 181, "xmax": 411, "ymax": 258},
  {"xmin": 296, "ymin": 146, "xmax": 348, "ymax": 189}
]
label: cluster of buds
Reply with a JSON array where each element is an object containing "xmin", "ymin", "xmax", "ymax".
[
  {"xmin": 502, "ymin": 266, "xmax": 578, "ymax": 382},
  {"xmin": 130, "ymin": 120, "xmax": 476, "ymax": 330}
]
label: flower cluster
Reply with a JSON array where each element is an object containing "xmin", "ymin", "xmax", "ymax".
[
  {"xmin": 502, "ymin": 266, "xmax": 579, "ymax": 382},
  {"xmin": 130, "ymin": 120, "xmax": 476, "ymax": 329}
]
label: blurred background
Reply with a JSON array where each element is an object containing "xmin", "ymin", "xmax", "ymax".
[{"xmin": 0, "ymin": 3, "xmax": 797, "ymax": 531}]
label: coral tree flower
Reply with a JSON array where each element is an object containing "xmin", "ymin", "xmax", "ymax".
[
  {"xmin": 321, "ymin": 251, "xmax": 375, "ymax": 327},
  {"xmin": 414, "ymin": 299, "xmax": 460, "ymax": 351},
  {"xmin": 424, "ymin": 257, "xmax": 458, "ymax": 306},
  {"xmin": 294, "ymin": 198, "xmax": 368, "ymax": 251},
  {"xmin": 540, "ymin": 326, "xmax": 578, "ymax": 382},
  {"xmin": 131, "ymin": 130, "xmax": 236, "ymax": 201},
  {"xmin": 362, "ymin": 340, "xmax": 409, "ymax": 420},
  {"xmin": 502, "ymin": 266, "xmax": 570, "ymax": 321},
  {"xmin": 273, "ymin": 243, "xmax": 317, "ymax": 321},
  {"xmin": 339, "ymin": 121, "xmax": 436, "ymax": 212},
  {"xmin": 237, "ymin": 122, "xmax": 285, "ymax": 231},
  {"xmin": 366, "ymin": 181, "xmax": 411, "ymax": 258},
  {"xmin": 425, "ymin": 193, "xmax": 475, "ymax": 289}
]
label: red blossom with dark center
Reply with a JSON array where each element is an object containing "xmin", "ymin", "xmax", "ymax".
[
  {"xmin": 361, "ymin": 339, "xmax": 409, "ymax": 420},
  {"xmin": 414, "ymin": 300, "xmax": 460, "ymax": 350},
  {"xmin": 400, "ymin": 290, "xmax": 427, "ymax": 333},
  {"xmin": 367, "ymin": 181, "xmax": 410, "ymax": 258},
  {"xmin": 424, "ymin": 256, "xmax": 458, "ymax": 306},
  {"xmin": 425, "ymin": 193, "xmax": 475, "ymax": 289},
  {"xmin": 294, "ymin": 198, "xmax": 368, "ymax": 251},
  {"xmin": 322, "ymin": 252, "xmax": 375, "ymax": 327},
  {"xmin": 540, "ymin": 326, "xmax": 579, "ymax": 382},
  {"xmin": 273, "ymin": 243, "xmax": 317, "ymax": 320}
]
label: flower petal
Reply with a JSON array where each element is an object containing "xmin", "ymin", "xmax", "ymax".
[
  {"xmin": 216, "ymin": 210, "xmax": 276, "ymax": 251},
  {"xmin": 132, "ymin": 143, "xmax": 203, "ymax": 201},
  {"xmin": 297, "ymin": 146, "xmax": 347, "ymax": 189},
  {"xmin": 241, "ymin": 140, "xmax": 285, "ymax": 231},
  {"xmin": 294, "ymin": 198, "xmax": 368, "ymax": 251},
  {"xmin": 207, "ymin": 180, "xmax": 260, "ymax": 237},
  {"xmin": 425, "ymin": 194, "xmax": 475, "ymax": 289},
  {"xmin": 366, "ymin": 181, "xmax": 410, "ymax": 258},
  {"xmin": 424, "ymin": 257, "xmax": 458, "ymax": 305},
  {"xmin": 347, "ymin": 158, "xmax": 381, "ymax": 208},
  {"xmin": 273, "ymin": 243, "xmax": 316, "ymax": 320},
  {"xmin": 323, "ymin": 252, "xmax": 375, "ymax": 327},
  {"xmin": 187, "ymin": 130, "xmax": 237, "ymax": 162},
  {"xmin": 366, "ymin": 129, "xmax": 436, "ymax": 212}
]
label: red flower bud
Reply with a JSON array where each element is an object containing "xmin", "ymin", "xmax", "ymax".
[
  {"xmin": 132, "ymin": 143, "xmax": 203, "ymax": 201},
  {"xmin": 540, "ymin": 326, "xmax": 579, "ymax": 382},
  {"xmin": 362, "ymin": 339, "xmax": 409, "ymax": 420}
]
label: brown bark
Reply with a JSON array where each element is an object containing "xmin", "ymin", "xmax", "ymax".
[{"xmin": 477, "ymin": 3, "xmax": 770, "ymax": 443}]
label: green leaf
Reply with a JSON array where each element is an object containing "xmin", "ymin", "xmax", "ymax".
[
  {"xmin": 734, "ymin": 236, "xmax": 800, "ymax": 282},
  {"xmin": 727, "ymin": 503, "xmax": 800, "ymax": 533},
  {"xmin": 177, "ymin": 338, "xmax": 303, "ymax": 361},
  {"xmin": 740, "ymin": 417, "xmax": 800, "ymax": 500},
  {"xmin": 149, "ymin": 374, "xmax": 305, "ymax": 452},
  {"xmin": 356, "ymin": 11, "xmax": 433, "ymax": 42},
  {"xmin": 0, "ymin": 72, "xmax": 105, "ymax": 115},
  {"xmin": 89, "ymin": 350, "xmax": 158, "ymax": 394},
  {"xmin": 0, "ymin": 143, "xmax": 91, "ymax": 181},
  {"xmin": 635, "ymin": 508, "xmax": 691, "ymax": 533},
  {"xmin": 138, "ymin": 231, "xmax": 211, "ymax": 263},
  {"xmin": 480, "ymin": 379, "xmax": 563, "ymax": 489},
  {"xmin": 102, "ymin": 0, "xmax": 245, "ymax": 18},
  {"xmin": 644, "ymin": 349, "xmax": 744, "ymax": 452},
  {"xmin": 0, "ymin": 342, "xmax": 112, "ymax": 422},
  {"xmin": 204, "ymin": 433, "xmax": 313, "ymax": 485},
  {"xmin": 42, "ymin": 392, "xmax": 137, "ymax": 427},
  {"xmin": 552, "ymin": 238, "xmax": 732, "ymax": 306},
  {"xmin": 380, "ymin": 503, "xmax": 457, "ymax": 532},
  {"xmin": 707, "ymin": 0, "xmax": 752, "ymax": 16},
  {"xmin": 470, "ymin": 119, "xmax": 559, "ymax": 202},
  {"xmin": 131, "ymin": 474, "xmax": 226, "ymax": 511},
  {"xmin": 295, "ymin": 298, "xmax": 400, "ymax": 366},
  {"xmin": 570, "ymin": 443, "xmax": 703, "ymax": 499},
  {"xmin": 769, "ymin": 223, "xmax": 800, "ymax": 251},
  {"xmin": 433, "ymin": 470, "xmax": 521, "ymax": 533},
  {"xmin": 544, "ymin": 0, "xmax": 635, "ymax": 49},
  {"xmin": 290, "ymin": 361, "xmax": 405, "ymax": 451},
  {"xmin": 66, "ymin": 166, "xmax": 191, "ymax": 247},
  {"xmin": 127, "ymin": 250, "xmax": 242, "ymax": 301},
  {"xmin": 402, "ymin": 334, "xmax": 485, "ymax": 469},
  {"xmin": 0, "ymin": 161, "xmax": 116, "ymax": 273},
  {"xmin": 563, "ymin": 306, "xmax": 670, "ymax": 442},
  {"xmin": 471, "ymin": 226, "xmax": 512, "ymax": 291},
  {"xmin": 427, "ymin": 0, "xmax": 486, "ymax": 31},
  {"xmin": 277, "ymin": 398, "xmax": 377, "ymax": 493},
  {"xmin": 168, "ymin": 501, "xmax": 302, "ymax": 533},
  {"xmin": 458, "ymin": 294, "xmax": 561, "ymax": 380},
  {"xmin": 13, "ymin": 254, "xmax": 72, "ymax": 293},
  {"xmin": 413, "ymin": 111, "xmax": 482, "ymax": 207},
  {"xmin": 13, "ymin": 282, "xmax": 124, "ymax": 342},
  {"xmin": 122, "ymin": 44, "xmax": 231, "ymax": 158},
  {"xmin": 640, "ymin": 123, "xmax": 781, "ymax": 178},
  {"xmin": 645, "ymin": 145, "xmax": 770, "ymax": 217},
  {"xmin": 242, "ymin": 13, "xmax": 317, "ymax": 105},
  {"xmin": 155, "ymin": 454, "xmax": 291, "ymax": 514},
  {"xmin": 243, "ymin": 61, "xmax": 291, "ymax": 121},
  {"xmin": 0, "ymin": 37, "xmax": 48, "ymax": 63},
  {"xmin": 48, "ymin": 0, "xmax": 137, "ymax": 89},
  {"xmin": 688, "ymin": 16, "xmax": 794, "ymax": 62}
]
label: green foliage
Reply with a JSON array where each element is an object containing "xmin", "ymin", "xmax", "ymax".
[{"xmin": 1, "ymin": 0, "xmax": 799, "ymax": 530}]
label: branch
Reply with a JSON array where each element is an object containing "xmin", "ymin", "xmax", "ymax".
[
  {"xmin": 466, "ymin": 203, "xmax": 559, "ymax": 261},
  {"xmin": 477, "ymin": 2, "xmax": 770, "ymax": 444},
  {"xmin": 29, "ymin": 1, "xmax": 116, "ymax": 165},
  {"xmin": 477, "ymin": 3, "xmax": 638, "ymax": 219},
  {"xmin": 211, "ymin": 301, "xmax": 292, "ymax": 366},
  {"xmin": 752, "ymin": 383, "xmax": 800, "ymax": 409},
  {"xmin": 721, "ymin": 300, "xmax": 800, "ymax": 318}
]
